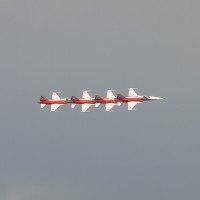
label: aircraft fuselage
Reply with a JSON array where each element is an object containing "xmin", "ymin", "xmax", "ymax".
[
  {"xmin": 71, "ymin": 99, "xmax": 95, "ymax": 104},
  {"xmin": 117, "ymin": 96, "xmax": 163, "ymax": 102},
  {"xmin": 95, "ymin": 98, "xmax": 118, "ymax": 104},
  {"xmin": 38, "ymin": 100, "xmax": 67, "ymax": 105},
  {"xmin": 117, "ymin": 96, "xmax": 144, "ymax": 102}
]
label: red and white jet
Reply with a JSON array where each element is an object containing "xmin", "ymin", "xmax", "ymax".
[
  {"xmin": 38, "ymin": 92, "xmax": 67, "ymax": 111},
  {"xmin": 95, "ymin": 90, "xmax": 122, "ymax": 112},
  {"xmin": 117, "ymin": 88, "xmax": 163, "ymax": 110},
  {"xmin": 70, "ymin": 90, "xmax": 95, "ymax": 112}
]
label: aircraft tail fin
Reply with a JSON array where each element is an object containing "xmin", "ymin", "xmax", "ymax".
[
  {"xmin": 95, "ymin": 95, "xmax": 102, "ymax": 100},
  {"xmin": 117, "ymin": 94, "xmax": 124, "ymax": 99},
  {"xmin": 71, "ymin": 96, "xmax": 78, "ymax": 101},
  {"xmin": 40, "ymin": 96, "xmax": 48, "ymax": 101}
]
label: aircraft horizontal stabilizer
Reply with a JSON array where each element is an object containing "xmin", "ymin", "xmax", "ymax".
[
  {"xmin": 95, "ymin": 103, "xmax": 100, "ymax": 108},
  {"xmin": 118, "ymin": 102, "xmax": 122, "ymax": 106},
  {"xmin": 71, "ymin": 103, "xmax": 76, "ymax": 108},
  {"xmin": 41, "ymin": 104, "xmax": 46, "ymax": 108}
]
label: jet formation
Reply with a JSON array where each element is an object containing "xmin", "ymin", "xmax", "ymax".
[{"xmin": 38, "ymin": 88, "xmax": 163, "ymax": 112}]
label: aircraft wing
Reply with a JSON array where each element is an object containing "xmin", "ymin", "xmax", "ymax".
[
  {"xmin": 128, "ymin": 88, "xmax": 137, "ymax": 97},
  {"xmin": 106, "ymin": 103, "xmax": 115, "ymax": 112},
  {"xmin": 51, "ymin": 104, "xmax": 62, "ymax": 111},
  {"xmin": 82, "ymin": 91, "xmax": 91, "ymax": 99},
  {"xmin": 82, "ymin": 104, "xmax": 92, "ymax": 112},
  {"xmin": 106, "ymin": 90, "xmax": 115, "ymax": 99},
  {"xmin": 52, "ymin": 92, "xmax": 60, "ymax": 100},
  {"xmin": 128, "ymin": 102, "xmax": 140, "ymax": 110}
]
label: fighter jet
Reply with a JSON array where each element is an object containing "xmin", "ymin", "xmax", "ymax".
[
  {"xmin": 95, "ymin": 90, "xmax": 122, "ymax": 112},
  {"xmin": 38, "ymin": 92, "xmax": 67, "ymax": 111},
  {"xmin": 70, "ymin": 90, "xmax": 95, "ymax": 112},
  {"xmin": 117, "ymin": 88, "xmax": 163, "ymax": 110}
]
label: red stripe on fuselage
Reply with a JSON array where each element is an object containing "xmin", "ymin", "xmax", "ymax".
[
  {"xmin": 117, "ymin": 97, "xmax": 144, "ymax": 102},
  {"xmin": 39, "ymin": 100, "xmax": 67, "ymax": 105},
  {"xmin": 71, "ymin": 99, "xmax": 95, "ymax": 104},
  {"xmin": 95, "ymin": 99, "xmax": 118, "ymax": 104}
]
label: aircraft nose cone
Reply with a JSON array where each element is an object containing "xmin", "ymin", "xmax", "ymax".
[
  {"xmin": 156, "ymin": 97, "xmax": 163, "ymax": 100},
  {"xmin": 149, "ymin": 96, "xmax": 163, "ymax": 100}
]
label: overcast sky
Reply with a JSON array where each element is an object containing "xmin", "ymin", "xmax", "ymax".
[{"xmin": 0, "ymin": 0, "xmax": 200, "ymax": 200}]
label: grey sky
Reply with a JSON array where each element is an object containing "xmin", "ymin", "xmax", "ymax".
[{"xmin": 0, "ymin": 0, "xmax": 200, "ymax": 200}]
